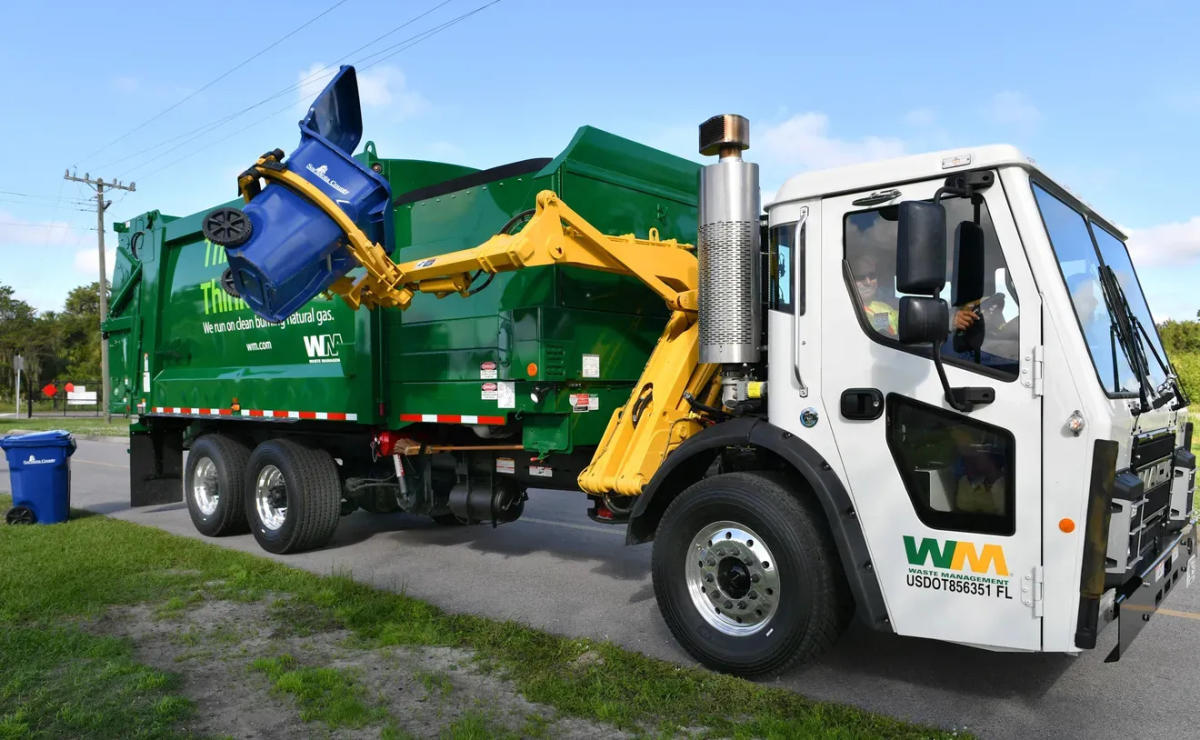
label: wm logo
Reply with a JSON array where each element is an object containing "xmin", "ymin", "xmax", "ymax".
[
  {"xmin": 903, "ymin": 535, "xmax": 1010, "ymax": 576},
  {"xmin": 303, "ymin": 333, "xmax": 344, "ymax": 362}
]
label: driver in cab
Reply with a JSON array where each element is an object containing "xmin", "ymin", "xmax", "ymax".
[{"xmin": 852, "ymin": 254, "xmax": 898, "ymax": 337}]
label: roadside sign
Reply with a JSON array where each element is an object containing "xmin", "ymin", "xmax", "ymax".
[
  {"xmin": 64, "ymin": 382, "xmax": 75, "ymax": 392},
  {"xmin": 67, "ymin": 385, "xmax": 97, "ymax": 405},
  {"xmin": 13, "ymin": 355, "xmax": 22, "ymax": 372},
  {"xmin": 42, "ymin": 383, "xmax": 57, "ymax": 397}
]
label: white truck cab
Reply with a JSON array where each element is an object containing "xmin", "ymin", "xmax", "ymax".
[{"xmin": 764, "ymin": 145, "xmax": 1195, "ymax": 660}]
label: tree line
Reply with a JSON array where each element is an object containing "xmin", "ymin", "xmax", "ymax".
[
  {"xmin": 1, "ymin": 282, "xmax": 104, "ymax": 401},
  {"xmin": 1159, "ymin": 317, "xmax": 1200, "ymax": 403}
]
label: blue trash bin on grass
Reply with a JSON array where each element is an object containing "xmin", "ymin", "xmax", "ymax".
[{"xmin": 1, "ymin": 430, "xmax": 76, "ymax": 524}]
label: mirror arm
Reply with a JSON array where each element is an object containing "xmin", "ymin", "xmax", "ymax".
[{"xmin": 930, "ymin": 338, "xmax": 975, "ymax": 412}]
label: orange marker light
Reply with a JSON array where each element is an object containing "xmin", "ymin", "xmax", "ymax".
[
  {"xmin": 1059, "ymin": 518, "xmax": 1076, "ymax": 533},
  {"xmin": 527, "ymin": 362, "xmax": 538, "ymax": 377}
]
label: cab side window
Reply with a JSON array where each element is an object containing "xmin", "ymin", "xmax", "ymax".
[
  {"xmin": 886, "ymin": 394, "xmax": 1016, "ymax": 535},
  {"xmin": 843, "ymin": 191, "xmax": 1021, "ymax": 378},
  {"xmin": 769, "ymin": 221, "xmax": 804, "ymax": 314}
]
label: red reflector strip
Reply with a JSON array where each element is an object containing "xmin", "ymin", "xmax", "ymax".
[
  {"xmin": 146, "ymin": 407, "xmax": 358, "ymax": 421},
  {"xmin": 399, "ymin": 413, "xmax": 507, "ymax": 425}
]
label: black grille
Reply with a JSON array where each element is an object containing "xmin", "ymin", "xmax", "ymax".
[{"xmin": 1131, "ymin": 430, "xmax": 1174, "ymax": 468}]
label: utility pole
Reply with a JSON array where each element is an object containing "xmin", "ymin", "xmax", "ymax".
[
  {"xmin": 13, "ymin": 354, "xmax": 21, "ymax": 417},
  {"xmin": 64, "ymin": 171, "xmax": 136, "ymax": 424}
]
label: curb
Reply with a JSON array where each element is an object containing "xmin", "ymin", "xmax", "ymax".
[{"xmin": 4, "ymin": 429, "xmax": 127, "ymax": 444}]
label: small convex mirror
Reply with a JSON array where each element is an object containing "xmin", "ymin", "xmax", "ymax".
[{"xmin": 898, "ymin": 296, "xmax": 949, "ymax": 345}]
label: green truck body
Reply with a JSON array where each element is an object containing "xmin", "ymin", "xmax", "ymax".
[{"xmin": 106, "ymin": 128, "xmax": 698, "ymax": 478}]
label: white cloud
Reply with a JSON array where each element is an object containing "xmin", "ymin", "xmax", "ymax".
[
  {"xmin": 757, "ymin": 112, "xmax": 907, "ymax": 171},
  {"xmin": 904, "ymin": 108, "xmax": 937, "ymax": 127},
  {"xmin": 0, "ymin": 212, "xmax": 87, "ymax": 248},
  {"xmin": 986, "ymin": 91, "xmax": 1041, "ymax": 128},
  {"xmin": 1127, "ymin": 217, "xmax": 1200, "ymax": 267},
  {"xmin": 357, "ymin": 66, "xmax": 430, "ymax": 119},
  {"xmin": 73, "ymin": 247, "xmax": 117, "ymax": 278},
  {"xmin": 296, "ymin": 63, "xmax": 429, "ymax": 121}
]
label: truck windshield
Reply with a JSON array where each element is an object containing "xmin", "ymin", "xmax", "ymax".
[{"xmin": 1032, "ymin": 183, "xmax": 1169, "ymax": 396}]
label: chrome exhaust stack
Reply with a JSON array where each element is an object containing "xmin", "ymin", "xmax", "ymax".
[{"xmin": 697, "ymin": 115, "xmax": 762, "ymax": 407}]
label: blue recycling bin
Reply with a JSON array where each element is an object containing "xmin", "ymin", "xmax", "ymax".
[
  {"xmin": 217, "ymin": 65, "xmax": 394, "ymax": 322},
  {"xmin": 1, "ymin": 430, "xmax": 76, "ymax": 525}
]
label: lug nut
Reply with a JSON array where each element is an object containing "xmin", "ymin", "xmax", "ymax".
[
  {"xmin": 724, "ymin": 600, "xmax": 733, "ymax": 609},
  {"xmin": 706, "ymin": 558, "xmax": 716, "ymax": 567},
  {"xmin": 749, "ymin": 591, "xmax": 757, "ymax": 600},
  {"xmin": 705, "ymin": 573, "xmax": 714, "ymax": 583},
  {"xmin": 737, "ymin": 601, "xmax": 747, "ymax": 610},
  {"xmin": 751, "ymin": 574, "xmax": 760, "ymax": 583}
]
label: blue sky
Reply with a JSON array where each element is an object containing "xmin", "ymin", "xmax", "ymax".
[{"xmin": 2, "ymin": 1, "xmax": 1196, "ymax": 320}]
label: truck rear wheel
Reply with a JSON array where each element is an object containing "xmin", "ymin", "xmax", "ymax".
[
  {"xmin": 185, "ymin": 434, "xmax": 251, "ymax": 537},
  {"xmin": 245, "ymin": 439, "xmax": 341, "ymax": 554},
  {"xmin": 651, "ymin": 471, "xmax": 850, "ymax": 677}
]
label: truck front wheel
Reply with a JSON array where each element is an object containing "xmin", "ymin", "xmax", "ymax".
[
  {"xmin": 185, "ymin": 434, "xmax": 251, "ymax": 537},
  {"xmin": 651, "ymin": 471, "xmax": 850, "ymax": 676},
  {"xmin": 245, "ymin": 439, "xmax": 341, "ymax": 554}
]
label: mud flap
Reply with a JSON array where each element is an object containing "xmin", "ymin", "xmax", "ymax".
[{"xmin": 130, "ymin": 426, "xmax": 183, "ymax": 506}]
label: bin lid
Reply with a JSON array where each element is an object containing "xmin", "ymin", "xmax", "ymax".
[{"xmin": 0, "ymin": 429, "xmax": 74, "ymax": 448}]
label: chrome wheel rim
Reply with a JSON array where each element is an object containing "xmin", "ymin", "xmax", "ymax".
[
  {"xmin": 685, "ymin": 520, "xmax": 781, "ymax": 636},
  {"xmin": 192, "ymin": 456, "xmax": 219, "ymax": 516},
  {"xmin": 254, "ymin": 464, "xmax": 287, "ymax": 531}
]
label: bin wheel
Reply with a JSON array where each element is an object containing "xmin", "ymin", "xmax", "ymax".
[
  {"xmin": 651, "ymin": 471, "xmax": 851, "ymax": 677},
  {"xmin": 245, "ymin": 439, "xmax": 341, "ymax": 554},
  {"xmin": 5, "ymin": 506, "xmax": 36, "ymax": 525},
  {"xmin": 202, "ymin": 207, "xmax": 253, "ymax": 248},
  {"xmin": 185, "ymin": 434, "xmax": 252, "ymax": 537}
]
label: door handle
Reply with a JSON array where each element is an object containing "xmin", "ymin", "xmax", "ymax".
[{"xmin": 840, "ymin": 388, "xmax": 884, "ymax": 420}]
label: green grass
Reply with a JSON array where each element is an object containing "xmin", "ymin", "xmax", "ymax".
[
  {"xmin": 250, "ymin": 654, "xmax": 386, "ymax": 728},
  {"xmin": 0, "ymin": 415, "xmax": 130, "ymax": 438},
  {"xmin": 0, "ymin": 625, "xmax": 191, "ymax": 738},
  {"xmin": 415, "ymin": 668, "xmax": 454, "ymax": 697},
  {"xmin": 442, "ymin": 709, "xmax": 516, "ymax": 740},
  {"xmin": 0, "ymin": 494, "xmax": 949, "ymax": 738}
]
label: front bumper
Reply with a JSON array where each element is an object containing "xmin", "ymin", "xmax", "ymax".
[{"xmin": 1104, "ymin": 520, "xmax": 1196, "ymax": 662}]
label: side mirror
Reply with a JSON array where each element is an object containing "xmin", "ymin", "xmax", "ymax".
[
  {"xmin": 951, "ymin": 221, "xmax": 985, "ymax": 306},
  {"xmin": 896, "ymin": 201, "xmax": 946, "ymax": 295},
  {"xmin": 898, "ymin": 296, "xmax": 949, "ymax": 345}
]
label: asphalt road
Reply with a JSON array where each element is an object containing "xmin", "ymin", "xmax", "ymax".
[{"xmin": 4, "ymin": 437, "xmax": 1198, "ymax": 738}]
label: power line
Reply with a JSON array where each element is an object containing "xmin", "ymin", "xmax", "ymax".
[
  {"xmin": 101, "ymin": 0, "xmax": 456, "ymax": 174},
  {"xmin": 127, "ymin": 2, "xmax": 498, "ymax": 183},
  {"xmin": 0, "ymin": 189, "xmax": 92, "ymax": 204},
  {"xmin": 83, "ymin": 0, "xmax": 353, "ymax": 162}
]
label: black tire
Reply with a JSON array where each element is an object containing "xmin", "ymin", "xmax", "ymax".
[
  {"xmin": 5, "ymin": 506, "xmax": 36, "ymax": 525},
  {"xmin": 651, "ymin": 471, "xmax": 851, "ymax": 677},
  {"xmin": 244, "ymin": 439, "xmax": 341, "ymax": 554},
  {"xmin": 185, "ymin": 434, "xmax": 251, "ymax": 537}
]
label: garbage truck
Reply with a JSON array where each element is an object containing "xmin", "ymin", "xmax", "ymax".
[{"xmin": 105, "ymin": 66, "xmax": 1196, "ymax": 676}]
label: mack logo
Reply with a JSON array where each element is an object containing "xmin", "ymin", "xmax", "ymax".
[
  {"xmin": 903, "ymin": 535, "xmax": 1010, "ymax": 576},
  {"xmin": 305, "ymin": 163, "xmax": 350, "ymax": 195},
  {"xmin": 303, "ymin": 333, "xmax": 344, "ymax": 364},
  {"xmin": 23, "ymin": 454, "xmax": 54, "ymax": 465}
]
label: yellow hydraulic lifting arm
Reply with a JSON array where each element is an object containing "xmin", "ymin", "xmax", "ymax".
[{"xmin": 237, "ymin": 153, "xmax": 719, "ymax": 497}]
